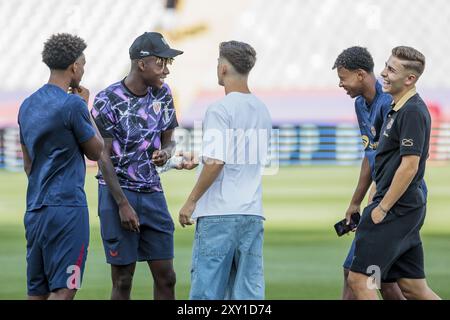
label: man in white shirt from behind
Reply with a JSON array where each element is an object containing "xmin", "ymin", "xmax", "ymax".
[{"xmin": 178, "ymin": 40, "xmax": 272, "ymax": 300}]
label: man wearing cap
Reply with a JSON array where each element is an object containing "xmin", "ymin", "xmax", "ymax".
[{"xmin": 91, "ymin": 32, "xmax": 183, "ymax": 300}]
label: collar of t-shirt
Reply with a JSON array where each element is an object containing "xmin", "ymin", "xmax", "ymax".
[
  {"xmin": 391, "ymin": 87, "xmax": 417, "ymax": 112},
  {"xmin": 121, "ymin": 78, "xmax": 149, "ymax": 98}
]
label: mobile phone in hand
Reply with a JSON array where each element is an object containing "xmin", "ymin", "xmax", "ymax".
[{"xmin": 334, "ymin": 212, "xmax": 361, "ymax": 237}]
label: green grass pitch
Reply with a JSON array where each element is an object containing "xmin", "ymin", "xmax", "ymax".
[{"xmin": 0, "ymin": 165, "xmax": 449, "ymax": 299}]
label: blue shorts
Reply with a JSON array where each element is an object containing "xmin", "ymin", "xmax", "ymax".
[
  {"xmin": 98, "ymin": 185, "xmax": 174, "ymax": 265},
  {"xmin": 343, "ymin": 239, "xmax": 356, "ymax": 270},
  {"xmin": 190, "ymin": 215, "xmax": 265, "ymax": 300},
  {"xmin": 24, "ymin": 206, "xmax": 89, "ymax": 296}
]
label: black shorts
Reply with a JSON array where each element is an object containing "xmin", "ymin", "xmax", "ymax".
[{"xmin": 350, "ymin": 201, "xmax": 426, "ymax": 282}]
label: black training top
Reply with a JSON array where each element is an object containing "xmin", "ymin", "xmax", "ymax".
[{"xmin": 373, "ymin": 88, "xmax": 431, "ymax": 212}]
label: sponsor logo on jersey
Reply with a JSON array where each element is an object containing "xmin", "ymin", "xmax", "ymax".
[
  {"xmin": 362, "ymin": 135, "xmax": 378, "ymax": 150},
  {"xmin": 402, "ymin": 139, "xmax": 414, "ymax": 147},
  {"xmin": 362, "ymin": 135, "xmax": 370, "ymax": 149}
]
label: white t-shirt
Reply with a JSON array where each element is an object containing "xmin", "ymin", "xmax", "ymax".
[{"xmin": 192, "ymin": 92, "xmax": 273, "ymax": 219}]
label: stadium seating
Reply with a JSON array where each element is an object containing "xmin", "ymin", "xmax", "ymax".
[
  {"xmin": 1, "ymin": 0, "xmax": 450, "ymax": 169},
  {"xmin": 1, "ymin": 0, "xmax": 449, "ymax": 90},
  {"xmin": 234, "ymin": 0, "xmax": 450, "ymax": 89},
  {"xmin": 0, "ymin": 0, "xmax": 165, "ymax": 91}
]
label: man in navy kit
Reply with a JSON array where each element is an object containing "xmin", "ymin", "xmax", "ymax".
[
  {"xmin": 91, "ymin": 32, "xmax": 182, "ymax": 300},
  {"xmin": 333, "ymin": 46, "xmax": 405, "ymax": 300},
  {"xmin": 18, "ymin": 33, "xmax": 104, "ymax": 300},
  {"xmin": 348, "ymin": 46, "xmax": 440, "ymax": 300}
]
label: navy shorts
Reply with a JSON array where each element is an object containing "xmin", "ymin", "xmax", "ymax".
[
  {"xmin": 24, "ymin": 206, "xmax": 89, "ymax": 296},
  {"xmin": 343, "ymin": 239, "xmax": 356, "ymax": 270},
  {"xmin": 98, "ymin": 184, "xmax": 175, "ymax": 265},
  {"xmin": 350, "ymin": 201, "xmax": 426, "ymax": 282}
]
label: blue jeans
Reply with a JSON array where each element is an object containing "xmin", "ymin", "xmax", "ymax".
[{"xmin": 189, "ymin": 215, "xmax": 265, "ymax": 300}]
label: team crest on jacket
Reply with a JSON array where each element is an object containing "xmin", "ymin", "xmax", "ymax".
[
  {"xmin": 386, "ymin": 117, "xmax": 394, "ymax": 130},
  {"xmin": 153, "ymin": 102, "xmax": 162, "ymax": 114}
]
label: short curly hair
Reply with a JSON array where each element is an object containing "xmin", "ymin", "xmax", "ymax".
[
  {"xmin": 42, "ymin": 33, "xmax": 87, "ymax": 70},
  {"xmin": 219, "ymin": 41, "xmax": 256, "ymax": 75},
  {"xmin": 333, "ymin": 46, "xmax": 374, "ymax": 73}
]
